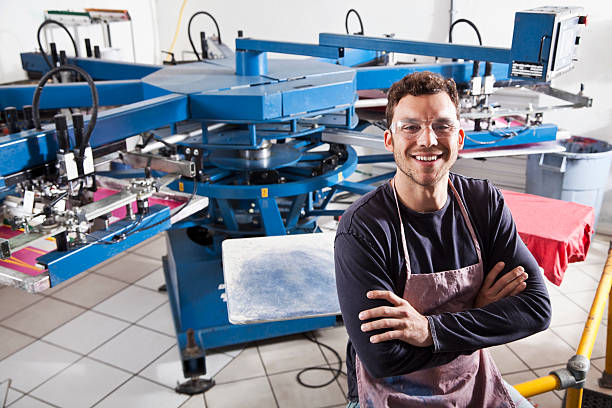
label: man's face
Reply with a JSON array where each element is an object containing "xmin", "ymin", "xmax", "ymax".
[{"xmin": 384, "ymin": 92, "xmax": 465, "ymax": 188}]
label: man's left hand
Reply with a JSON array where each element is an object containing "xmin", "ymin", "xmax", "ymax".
[{"xmin": 359, "ymin": 290, "xmax": 433, "ymax": 347}]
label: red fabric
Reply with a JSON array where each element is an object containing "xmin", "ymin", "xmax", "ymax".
[{"xmin": 501, "ymin": 190, "xmax": 595, "ymax": 286}]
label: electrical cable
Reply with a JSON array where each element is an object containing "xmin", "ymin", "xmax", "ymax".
[
  {"xmin": 464, "ymin": 126, "xmax": 531, "ymax": 145},
  {"xmin": 448, "ymin": 18, "xmax": 482, "ymax": 46},
  {"xmin": 187, "ymin": 11, "xmax": 221, "ymax": 61},
  {"xmin": 36, "ymin": 19, "xmax": 79, "ymax": 69},
  {"xmin": 165, "ymin": 0, "xmax": 189, "ymax": 62},
  {"xmin": 345, "ymin": 9, "xmax": 364, "ymax": 35},
  {"xmin": 296, "ymin": 332, "xmax": 346, "ymax": 389},
  {"xmin": 84, "ymin": 213, "xmax": 145, "ymax": 245},
  {"xmin": 31, "ymin": 64, "xmax": 99, "ymax": 163}
]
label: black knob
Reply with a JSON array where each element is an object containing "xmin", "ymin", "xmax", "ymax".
[
  {"xmin": 237, "ymin": 30, "xmax": 243, "ymax": 38},
  {"xmin": 54, "ymin": 114, "xmax": 70, "ymax": 152},
  {"xmin": 4, "ymin": 107, "xmax": 18, "ymax": 134},
  {"xmin": 22, "ymin": 105, "xmax": 34, "ymax": 129},
  {"xmin": 94, "ymin": 45, "xmax": 101, "ymax": 59},
  {"xmin": 472, "ymin": 61, "xmax": 480, "ymax": 78},
  {"xmin": 200, "ymin": 31, "xmax": 208, "ymax": 59},
  {"xmin": 50, "ymin": 42, "xmax": 59, "ymax": 67},
  {"xmin": 72, "ymin": 113, "xmax": 84, "ymax": 148},
  {"xmin": 59, "ymin": 50, "xmax": 67, "ymax": 66},
  {"xmin": 85, "ymin": 38, "xmax": 93, "ymax": 57}
]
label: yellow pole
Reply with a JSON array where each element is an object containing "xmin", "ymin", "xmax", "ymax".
[
  {"xmin": 565, "ymin": 242, "xmax": 612, "ymax": 408},
  {"xmin": 514, "ymin": 374, "xmax": 560, "ymax": 397},
  {"xmin": 606, "ymin": 287, "xmax": 612, "ymax": 374},
  {"xmin": 566, "ymin": 388, "xmax": 583, "ymax": 408},
  {"xmin": 603, "ymin": 243, "xmax": 612, "ymax": 380}
]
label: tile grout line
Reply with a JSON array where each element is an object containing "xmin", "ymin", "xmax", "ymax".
[
  {"xmin": 1, "ymin": 281, "xmax": 176, "ymax": 407},
  {"xmin": 310, "ymin": 330, "xmax": 349, "ymax": 402},
  {"xmin": 255, "ymin": 341, "xmax": 281, "ymax": 408},
  {"xmin": 0, "ymin": 272, "xmax": 171, "ymax": 363}
]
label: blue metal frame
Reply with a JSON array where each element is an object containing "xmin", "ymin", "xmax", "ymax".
[
  {"xmin": 355, "ymin": 62, "xmax": 510, "ymax": 90},
  {"xmin": 38, "ymin": 205, "xmax": 170, "ymax": 286},
  {"xmin": 236, "ymin": 38, "xmax": 343, "ymax": 59},
  {"xmin": 319, "ymin": 33, "xmax": 512, "ymax": 63},
  {"xmin": 0, "ymin": 93, "xmax": 188, "ymax": 176},
  {"xmin": 21, "ymin": 52, "xmax": 161, "ymax": 80}
]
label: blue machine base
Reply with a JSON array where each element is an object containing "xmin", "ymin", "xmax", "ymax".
[{"xmin": 163, "ymin": 227, "xmax": 337, "ymax": 358}]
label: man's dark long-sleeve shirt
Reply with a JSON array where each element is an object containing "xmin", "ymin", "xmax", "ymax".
[{"xmin": 334, "ymin": 173, "xmax": 551, "ymax": 399}]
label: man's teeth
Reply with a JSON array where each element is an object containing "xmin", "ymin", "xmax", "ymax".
[{"xmin": 415, "ymin": 155, "xmax": 438, "ymax": 161}]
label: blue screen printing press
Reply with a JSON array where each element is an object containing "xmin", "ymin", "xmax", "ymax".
[{"xmin": 0, "ymin": 6, "xmax": 591, "ymax": 394}]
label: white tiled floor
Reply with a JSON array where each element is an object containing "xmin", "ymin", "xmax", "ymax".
[{"xmin": 0, "ymin": 233, "xmax": 610, "ymax": 407}]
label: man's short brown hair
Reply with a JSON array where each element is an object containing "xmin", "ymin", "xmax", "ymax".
[{"xmin": 385, "ymin": 71, "xmax": 460, "ymax": 127}]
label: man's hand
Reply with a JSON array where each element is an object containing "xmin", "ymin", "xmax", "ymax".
[
  {"xmin": 359, "ymin": 290, "xmax": 433, "ymax": 347},
  {"xmin": 474, "ymin": 262, "xmax": 527, "ymax": 308}
]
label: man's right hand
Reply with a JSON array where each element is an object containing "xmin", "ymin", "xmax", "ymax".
[{"xmin": 474, "ymin": 262, "xmax": 528, "ymax": 308}]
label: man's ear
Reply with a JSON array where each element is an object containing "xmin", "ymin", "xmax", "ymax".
[
  {"xmin": 384, "ymin": 129, "xmax": 394, "ymax": 152},
  {"xmin": 457, "ymin": 128, "xmax": 465, "ymax": 150}
]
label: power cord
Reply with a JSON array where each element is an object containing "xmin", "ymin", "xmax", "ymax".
[
  {"xmin": 187, "ymin": 11, "xmax": 221, "ymax": 61},
  {"xmin": 345, "ymin": 9, "xmax": 364, "ymax": 35},
  {"xmin": 448, "ymin": 18, "xmax": 483, "ymax": 46},
  {"xmin": 36, "ymin": 19, "xmax": 79, "ymax": 69},
  {"xmin": 31, "ymin": 64, "xmax": 99, "ymax": 164},
  {"xmin": 296, "ymin": 332, "xmax": 346, "ymax": 389}
]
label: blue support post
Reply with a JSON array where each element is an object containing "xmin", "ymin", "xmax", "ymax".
[
  {"xmin": 248, "ymin": 124, "xmax": 257, "ymax": 146},
  {"xmin": 285, "ymin": 194, "xmax": 307, "ymax": 230},
  {"xmin": 215, "ymin": 199, "xmax": 239, "ymax": 232},
  {"xmin": 257, "ymin": 198, "xmax": 286, "ymax": 236},
  {"xmin": 235, "ymin": 50, "xmax": 268, "ymax": 76}
]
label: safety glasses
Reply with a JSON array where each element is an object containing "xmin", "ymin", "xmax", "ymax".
[{"xmin": 390, "ymin": 118, "xmax": 459, "ymax": 139}]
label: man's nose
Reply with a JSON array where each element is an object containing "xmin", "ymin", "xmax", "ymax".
[{"xmin": 417, "ymin": 126, "xmax": 438, "ymax": 147}]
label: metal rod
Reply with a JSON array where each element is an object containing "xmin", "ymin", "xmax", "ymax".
[
  {"xmin": 605, "ymin": 263, "xmax": 612, "ymax": 374},
  {"xmin": 140, "ymin": 123, "xmax": 225, "ymax": 153},
  {"xmin": 575, "ymin": 246, "xmax": 612, "ymax": 357},
  {"xmin": 565, "ymin": 388, "xmax": 582, "ymax": 408}
]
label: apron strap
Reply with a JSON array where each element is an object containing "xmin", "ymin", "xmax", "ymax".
[
  {"xmin": 447, "ymin": 180, "xmax": 483, "ymax": 264},
  {"xmin": 390, "ymin": 176, "xmax": 483, "ymax": 275},
  {"xmin": 391, "ymin": 178, "xmax": 411, "ymax": 278}
]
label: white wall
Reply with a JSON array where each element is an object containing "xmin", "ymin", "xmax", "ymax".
[
  {"xmin": 0, "ymin": 0, "xmax": 159, "ymax": 83},
  {"xmin": 1, "ymin": 0, "xmax": 611, "ymax": 231}
]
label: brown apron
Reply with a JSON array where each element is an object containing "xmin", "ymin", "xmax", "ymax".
[{"xmin": 355, "ymin": 178, "xmax": 515, "ymax": 407}]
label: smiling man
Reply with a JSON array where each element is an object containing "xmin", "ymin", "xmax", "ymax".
[{"xmin": 334, "ymin": 72, "xmax": 551, "ymax": 407}]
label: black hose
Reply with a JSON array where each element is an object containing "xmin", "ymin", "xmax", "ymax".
[
  {"xmin": 187, "ymin": 11, "xmax": 221, "ymax": 61},
  {"xmin": 448, "ymin": 18, "xmax": 483, "ymax": 46},
  {"xmin": 32, "ymin": 64, "xmax": 98, "ymax": 161},
  {"xmin": 36, "ymin": 19, "xmax": 79, "ymax": 69},
  {"xmin": 345, "ymin": 9, "xmax": 364, "ymax": 35}
]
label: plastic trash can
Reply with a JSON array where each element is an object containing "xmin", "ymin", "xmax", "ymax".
[{"xmin": 526, "ymin": 136, "xmax": 612, "ymax": 225}]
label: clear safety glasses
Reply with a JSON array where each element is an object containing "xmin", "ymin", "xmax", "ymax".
[{"xmin": 390, "ymin": 118, "xmax": 459, "ymax": 139}]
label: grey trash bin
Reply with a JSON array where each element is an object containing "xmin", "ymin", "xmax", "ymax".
[{"xmin": 526, "ymin": 136, "xmax": 612, "ymax": 225}]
